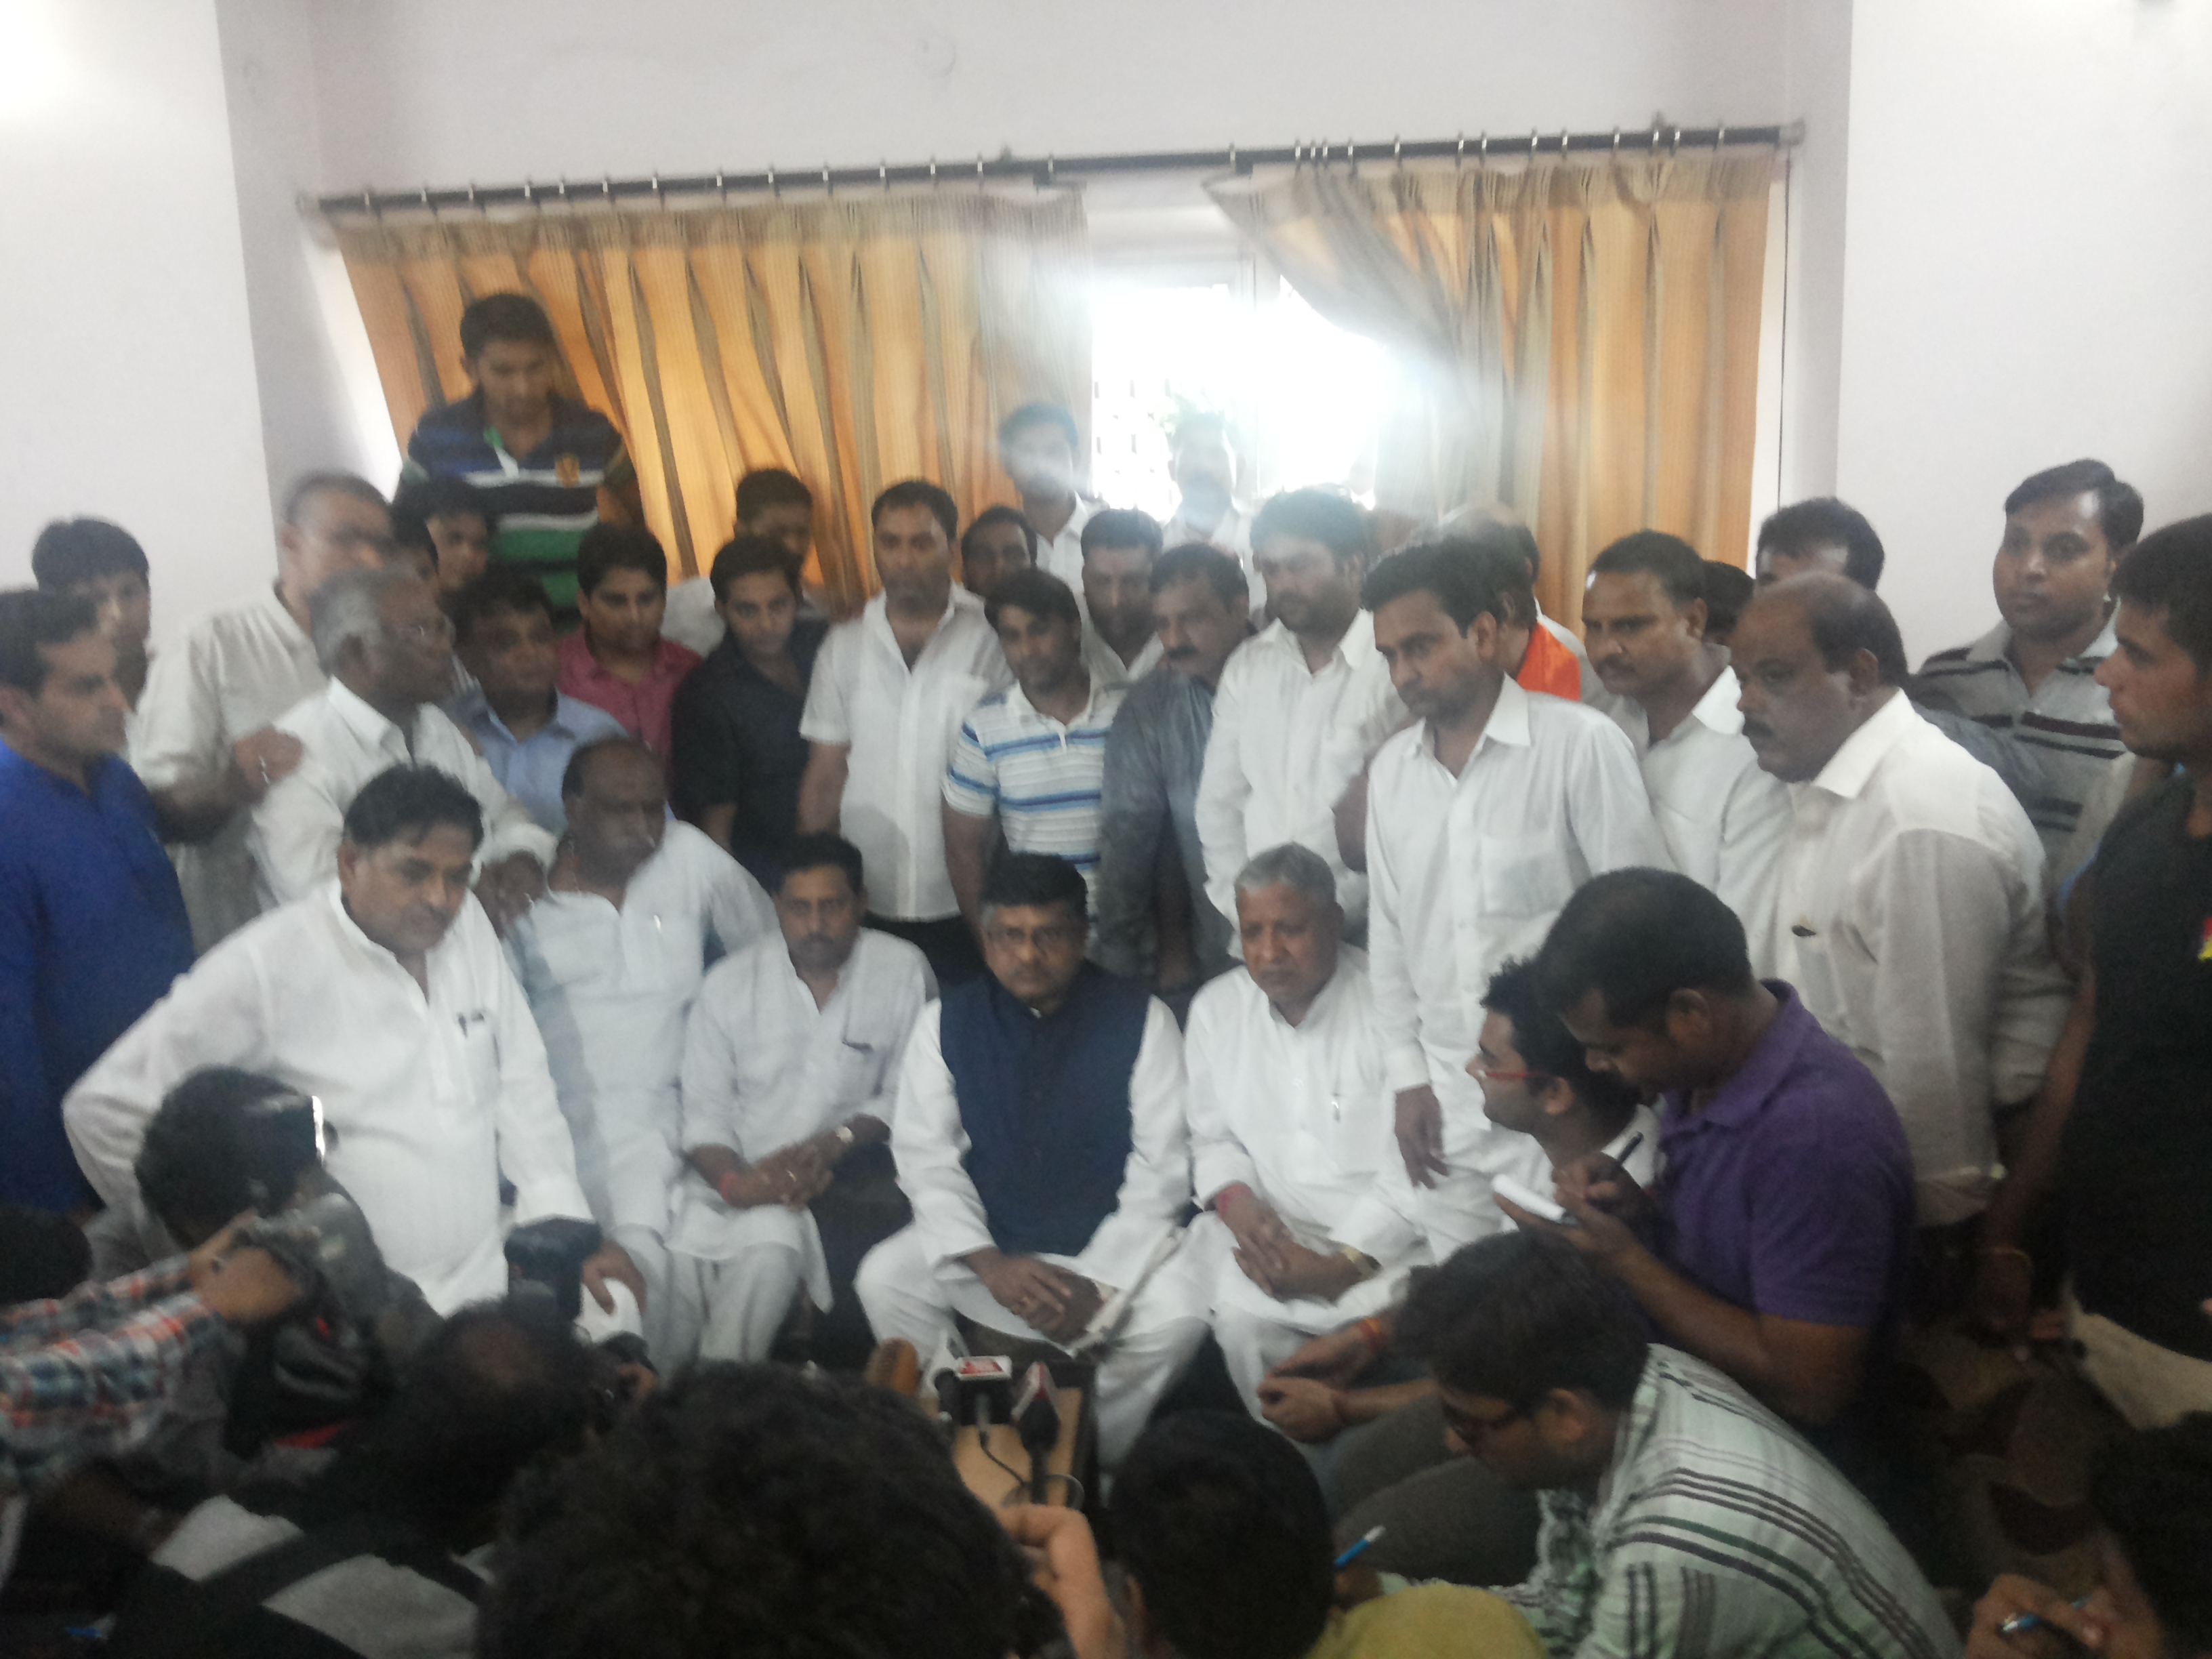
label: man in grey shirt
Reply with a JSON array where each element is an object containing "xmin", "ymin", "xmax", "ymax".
[{"xmin": 1095, "ymin": 544, "xmax": 1250, "ymax": 1005}]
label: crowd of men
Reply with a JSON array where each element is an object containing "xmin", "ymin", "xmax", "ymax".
[{"xmin": 3, "ymin": 289, "xmax": 2209, "ymax": 1658}]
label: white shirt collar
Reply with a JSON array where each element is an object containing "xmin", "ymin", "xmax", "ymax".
[
  {"xmin": 1687, "ymin": 665, "xmax": 1747, "ymax": 736},
  {"xmin": 1257, "ymin": 609, "xmax": 1378, "ymax": 674},
  {"xmin": 1809, "ymin": 688, "xmax": 1921, "ymax": 801},
  {"xmin": 325, "ymin": 678, "xmax": 416, "ymax": 753}
]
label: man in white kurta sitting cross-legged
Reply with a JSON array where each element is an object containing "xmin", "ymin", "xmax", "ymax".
[
  {"xmin": 856, "ymin": 852, "xmax": 1208, "ymax": 1468},
  {"xmin": 668, "ymin": 832, "xmax": 933, "ymax": 1365},
  {"xmin": 503, "ymin": 735, "xmax": 775, "ymax": 1364},
  {"xmin": 1183, "ymin": 844, "xmax": 1428, "ymax": 1417},
  {"xmin": 64, "ymin": 765, "xmax": 640, "ymax": 1318}
]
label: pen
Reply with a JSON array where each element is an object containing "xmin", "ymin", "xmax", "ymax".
[
  {"xmin": 1332, "ymin": 1525, "xmax": 1385, "ymax": 1571},
  {"xmin": 1612, "ymin": 1132, "xmax": 1645, "ymax": 1171},
  {"xmin": 1999, "ymin": 1596, "xmax": 2091, "ymax": 1638}
]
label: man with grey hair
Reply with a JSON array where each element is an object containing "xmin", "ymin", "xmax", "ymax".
[
  {"xmin": 134, "ymin": 472, "xmax": 396, "ymax": 950},
  {"xmin": 250, "ymin": 567, "xmax": 556, "ymax": 928},
  {"xmin": 1183, "ymin": 842, "xmax": 1424, "ymax": 1415}
]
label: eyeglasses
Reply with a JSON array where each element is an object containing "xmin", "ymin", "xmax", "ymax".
[
  {"xmin": 983, "ymin": 921, "xmax": 1084, "ymax": 951},
  {"xmin": 1443, "ymin": 1399, "xmax": 1531, "ymax": 1443},
  {"xmin": 1468, "ymin": 1061, "xmax": 1545, "ymax": 1084},
  {"xmin": 385, "ymin": 616, "xmax": 454, "ymax": 646}
]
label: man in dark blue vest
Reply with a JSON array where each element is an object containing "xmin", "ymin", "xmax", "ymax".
[{"xmin": 857, "ymin": 852, "xmax": 1206, "ymax": 1466}]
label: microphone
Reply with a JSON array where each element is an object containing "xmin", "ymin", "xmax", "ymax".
[{"xmin": 1012, "ymin": 1361, "xmax": 1061, "ymax": 1504}]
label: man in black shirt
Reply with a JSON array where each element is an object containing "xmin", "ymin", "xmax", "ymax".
[
  {"xmin": 668, "ymin": 537, "xmax": 826, "ymax": 886},
  {"xmin": 1976, "ymin": 514, "xmax": 2212, "ymax": 1427}
]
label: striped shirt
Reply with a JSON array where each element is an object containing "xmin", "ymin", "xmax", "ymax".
[
  {"xmin": 1500, "ymin": 1347, "xmax": 1955, "ymax": 1659},
  {"xmin": 944, "ymin": 677, "xmax": 1127, "ymax": 904},
  {"xmin": 1915, "ymin": 614, "xmax": 2125, "ymax": 863},
  {"xmin": 402, "ymin": 390, "xmax": 632, "ymax": 609}
]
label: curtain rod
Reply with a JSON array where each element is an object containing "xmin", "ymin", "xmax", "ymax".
[{"xmin": 312, "ymin": 121, "xmax": 1800, "ymax": 219}]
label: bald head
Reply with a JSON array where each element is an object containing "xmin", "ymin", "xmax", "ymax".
[{"xmin": 1730, "ymin": 573, "xmax": 1906, "ymax": 782}]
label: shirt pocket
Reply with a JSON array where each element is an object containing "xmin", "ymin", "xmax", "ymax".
[
  {"xmin": 1329, "ymin": 1059, "xmax": 1391, "ymax": 1176},
  {"xmin": 462, "ymin": 1015, "xmax": 503, "ymax": 1107},
  {"xmin": 1477, "ymin": 831, "xmax": 1577, "ymax": 918}
]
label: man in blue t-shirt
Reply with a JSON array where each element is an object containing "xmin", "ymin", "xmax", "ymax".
[{"xmin": 0, "ymin": 589, "xmax": 194, "ymax": 1212}]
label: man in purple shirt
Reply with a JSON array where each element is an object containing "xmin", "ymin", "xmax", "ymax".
[{"xmin": 1501, "ymin": 867, "xmax": 1914, "ymax": 1440}]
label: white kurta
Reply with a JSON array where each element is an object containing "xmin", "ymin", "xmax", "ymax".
[
  {"xmin": 668, "ymin": 928, "xmax": 933, "ymax": 1307},
  {"xmin": 1082, "ymin": 628, "xmax": 1166, "ymax": 688},
  {"xmin": 798, "ymin": 589, "xmax": 1008, "ymax": 921},
  {"xmin": 64, "ymin": 884, "xmax": 590, "ymax": 1313},
  {"xmin": 1163, "ymin": 504, "xmax": 1265, "ymax": 613},
  {"xmin": 1445, "ymin": 1105, "xmax": 1665, "ymax": 1260},
  {"xmin": 130, "ymin": 587, "xmax": 325, "ymax": 951},
  {"xmin": 1366, "ymin": 677, "xmax": 1671, "ymax": 1243},
  {"xmin": 503, "ymin": 824, "xmax": 775, "ymax": 1240},
  {"xmin": 858, "ymin": 987, "xmax": 1206, "ymax": 1465},
  {"xmin": 251, "ymin": 681, "xmax": 558, "ymax": 908},
  {"xmin": 1037, "ymin": 498, "xmax": 1098, "ymax": 594},
  {"xmin": 1184, "ymin": 949, "xmax": 1427, "ymax": 1331},
  {"xmin": 1620, "ymin": 668, "xmax": 1790, "ymax": 943},
  {"xmin": 1195, "ymin": 613, "xmax": 1403, "ymax": 933},
  {"xmin": 890, "ymin": 995, "xmax": 1192, "ymax": 1291},
  {"xmin": 1767, "ymin": 691, "xmax": 2070, "ymax": 1224}
]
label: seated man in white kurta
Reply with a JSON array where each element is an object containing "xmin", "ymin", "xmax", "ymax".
[
  {"xmin": 668, "ymin": 832, "xmax": 933, "ymax": 1366},
  {"xmin": 856, "ymin": 853, "xmax": 1208, "ymax": 1468},
  {"xmin": 503, "ymin": 736, "xmax": 775, "ymax": 1364},
  {"xmin": 1183, "ymin": 844, "xmax": 1429, "ymax": 1417},
  {"xmin": 64, "ymin": 765, "xmax": 640, "ymax": 1317}
]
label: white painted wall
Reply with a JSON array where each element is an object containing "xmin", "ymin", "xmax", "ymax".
[
  {"xmin": 0, "ymin": 0, "xmax": 274, "ymax": 643},
  {"xmin": 302, "ymin": 0, "xmax": 1796, "ymax": 190},
  {"xmin": 1835, "ymin": 0, "xmax": 2212, "ymax": 662}
]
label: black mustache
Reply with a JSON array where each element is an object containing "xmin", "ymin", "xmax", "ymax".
[{"xmin": 1741, "ymin": 720, "xmax": 1774, "ymax": 742}]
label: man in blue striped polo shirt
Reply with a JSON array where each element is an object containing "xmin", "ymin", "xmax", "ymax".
[
  {"xmin": 943, "ymin": 568, "xmax": 1126, "ymax": 943},
  {"xmin": 401, "ymin": 293, "xmax": 640, "ymax": 613}
]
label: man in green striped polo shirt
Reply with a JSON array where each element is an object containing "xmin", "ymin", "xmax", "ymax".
[
  {"xmin": 1401, "ymin": 1232, "xmax": 1956, "ymax": 1659},
  {"xmin": 402, "ymin": 293, "xmax": 641, "ymax": 612}
]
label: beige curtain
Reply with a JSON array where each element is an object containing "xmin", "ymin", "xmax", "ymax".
[
  {"xmin": 1209, "ymin": 155, "xmax": 1772, "ymax": 629},
  {"xmin": 335, "ymin": 192, "xmax": 1091, "ymax": 611}
]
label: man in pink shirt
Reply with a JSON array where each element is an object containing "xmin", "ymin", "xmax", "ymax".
[{"xmin": 556, "ymin": 524, "xmax": 701, "ymax": 759}]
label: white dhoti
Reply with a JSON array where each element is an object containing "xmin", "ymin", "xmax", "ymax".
[
  {"xmin": 1184, "ymin": 1212, "xmax": 1420, "ymax": 1416},
  {"xmin": 666, "ymin": 1179, "xmax": 834, "ymax": 1366},
  {"xmin": 854, "ymin": 1223, "xmax": 1209, "ymax": 1467}
]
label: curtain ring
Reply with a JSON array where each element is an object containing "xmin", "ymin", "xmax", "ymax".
[
  {"xmin": 1393, "ymin": 135, "xmax": 1401, "ymax": 167},
  {"xmin": 976, "ymin": 153, "xmax": 985, "ymax": 188},
  {"xmin": 466, "ymin": 180, "xmax": 482, "ymax": 216},
  {"xmin": 651, "ymin": 170, "xmax": 664, "ymax": 209},
  {"xmin": 1528, "ymin": 129, "xmax": 1539, "ymax": 157},
  {"xmin": 422, "ymin": 183, "xmax": 438, "ymax": 220},
  {"xmin": 823, "ymin": 163, "xmax": 834, "ymax": 197},
  {"xmin": 601, "ymin": 174, "xmax": 613, "ymax": 206},
  {"xmin": 1650, "ymin": 125, "xmax": 1662, "ymax": 153},
  {"xmin": 1715, "ymin": 125, "xmax": 1727, "ymax": 150},
  {"xmin": 557, "ymin": 176, "xmax": 569, "ymax": 208},
  {"xmin": 1227, "ymin": 143, "xmax": 1237, "ymax": 173},
  {"xmin": 1046, "ymin": 153, "xmax": 1057, "ymax": 186},
  {"xmin": 1558, "ymin": 128, "xmax": 1570, "ymax": 157},
  {"xmin": 1454, "ymin": 132, "xmax": 1465, "ymax": 169},
  {"xmin": 715, "ymin": 169, "xmax": 726, "ymax": 204},
  {"xmin": 768, "ymin": 164, "xmax": 779, "ymax": 198},
  {"xmin": 1671, "ymin": 127, "xmax": 1681, "ymax": 153},
  {"xmin": 523, "ymin": 177, "xmax": 537, "ymax": 213},
  {"xmin": 1479, "ymin": 132, "xmax": 1490, "ymax": 162},
  {"xmin": 1347, "ymin": 137, "xmax": 1357, "ymax": 172},
  {"xmin": 1612, "ymin": 127, "xmax": 1622, "ymax": 155},
  {"xmin": 880, "ymin": 160, "xmax": 889, "ymax": 191}
]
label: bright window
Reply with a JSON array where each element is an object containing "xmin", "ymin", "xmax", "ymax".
[{"xmin": 1088, "ymin": 273, "xmax": 1395, "ymax": 520}]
